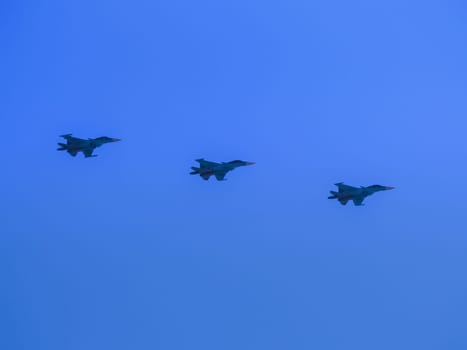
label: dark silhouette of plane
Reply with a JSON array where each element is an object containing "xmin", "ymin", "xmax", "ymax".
[
  {"xmin": 57, "ymin": 134, "xmax": 121, "ymax": 158},
  {"xmin": 190, "ymin": 158, "xmax": 255, "ymax": 181},
  {"xmin": 328, "ymin": 182, "xmax": 394, "ymax": 206}
]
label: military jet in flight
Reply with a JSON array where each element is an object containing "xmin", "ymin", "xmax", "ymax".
[
  {"xmin": 57, "ymin": 134, "xmax": 121, "ymax": 158},
  {"xmin": 328, "ymin": 182, "xmax": 394, "ymax": 206},
  {"xmin": 190, "ymin": 158, "xmax": 255, "ymax": 181}
]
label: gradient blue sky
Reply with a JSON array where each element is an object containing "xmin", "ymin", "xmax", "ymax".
[{"xmin": 1, "ymin": 1, "xmax": 467, "ymax": 349}]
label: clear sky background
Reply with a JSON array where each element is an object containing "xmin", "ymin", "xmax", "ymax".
[{"xmin": 1, "ymin": 0, "xmax": 467, "ymax": 349}]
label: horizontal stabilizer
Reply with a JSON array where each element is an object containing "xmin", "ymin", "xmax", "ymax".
[
  {"xmin": 328, "ymin": 191, "xmax": 338, "ymax": 199},
  {"xmin": 190, "ymin": 167, "xmax": 200, "ymax": 174}
]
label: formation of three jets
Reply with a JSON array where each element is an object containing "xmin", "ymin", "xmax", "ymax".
[{"xmin": 57, "ymin": 134, "xmax": 394, "ymax": 206}]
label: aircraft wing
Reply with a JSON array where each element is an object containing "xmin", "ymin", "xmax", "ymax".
[
  {"xmin": 335, "ymin": 182, "xmax": 357, "ymax": 192},
  {"xmin": 215, "ymin": 171, "xmax": 227, "ymax": 181},
  {"xmin": 196, "ymin": 159, "xmax": 219, "ymax": 168},
  {"xmin": 352, "ymin": 197, "xmax": 365, "ymax": 206},
  {"xmin": 60, "ymin": 134, "xmax": 82, "ymax": 143},
  {"xmin": 82, "ymin": 148, "xmax": 96, "ymax": 158}
]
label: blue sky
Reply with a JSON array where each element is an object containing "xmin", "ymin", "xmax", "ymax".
[{"xmin": 1, "ymin": 1, "xmax": 467, "ymax": 349}]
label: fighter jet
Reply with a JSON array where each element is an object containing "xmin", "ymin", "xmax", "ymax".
[
  {"xmin": 328, "ymin": 182, "xmax": 394, "ymax": 206},
  {"xmin": 190, "ymin": 158, "xmax": 255, "ymax": 181},
  {"xmin": 57, "ymin": 134, "xmax": 121, "ymax": 158}
]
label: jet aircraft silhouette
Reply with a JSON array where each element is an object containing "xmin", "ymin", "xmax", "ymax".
[
  {"xmin": 57, "ymin": 134, "xmax": 121, "ymax": 158},
  {"xmin": 328, "ymin": 182, "xmax": 394, "ymax": 206},
  {"xmin": 190, "ymin": 158, "xmax": 255, "ymax": 181}
]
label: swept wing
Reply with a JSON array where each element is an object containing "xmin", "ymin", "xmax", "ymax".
[
  {"xmin": 196, "ymin": 158, "xmax": 219, "ymax": 168},
  {"xmin": 352, "ymin": 197, "xmax": 365, "ymax": 206},
  {"xmin": 215, "ymin": 172, "xmax": 227, "ymax": 181},
  {"xmin": 335, "ymin": 182, "xmax": 358, "ymax": 192},
  {"xmin": 82, "ymin": 148, "xmax": 96, "ymax": 158}
]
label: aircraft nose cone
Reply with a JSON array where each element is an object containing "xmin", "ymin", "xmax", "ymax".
[
  {"xmin": 111, "ymin": 138, "xmax": 122, "ymax": 142},
  {"xmin": 245, "ymin": 162, "xmax": 255, "ymax": 166},
  {"xmin": 385, "ymin": 186, "xmax": 395, "ymax": 190}
]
